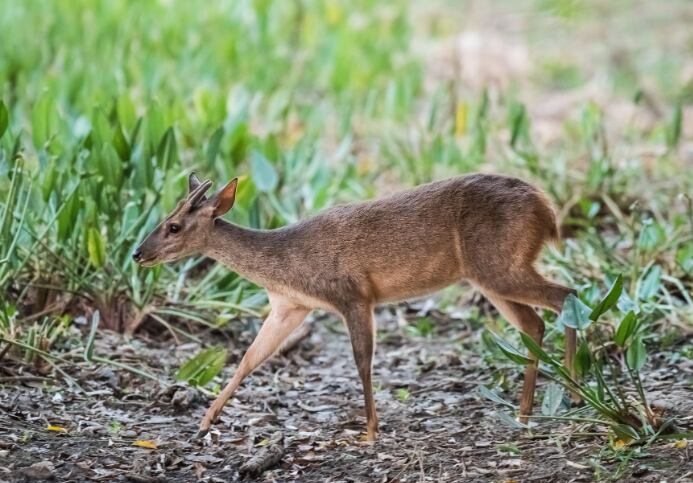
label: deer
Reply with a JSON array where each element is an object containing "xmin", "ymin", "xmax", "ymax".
[{"xmin": 134, "ymin": 172, "xmax": 576, "ymax": 441}]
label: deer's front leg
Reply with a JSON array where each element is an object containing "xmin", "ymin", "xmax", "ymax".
[
  {"xmin": 342, "ymin": 303, "xmax": 378, "ymax": 441},
  {"xmin": 196, "ymin": 296, "xmax": 309, "ymax": 438}
]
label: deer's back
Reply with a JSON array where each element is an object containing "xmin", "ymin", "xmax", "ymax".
[{"xmin": 266, "ymin": 174, "xmax": 557, "ymax": 306}]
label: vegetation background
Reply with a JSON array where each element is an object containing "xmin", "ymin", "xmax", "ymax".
[{"xmin": 0, "ymin": 0, "xmax": 691, "ymax": 481}]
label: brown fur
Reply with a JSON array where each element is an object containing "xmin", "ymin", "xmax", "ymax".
[{"xmin": 135, "ymin": 173, "xmax": 576, "ymax": 440}]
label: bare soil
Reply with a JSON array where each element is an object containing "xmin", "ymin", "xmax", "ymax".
[{"xmin": 1, "ymin": 305, "xmax": 691, "ymax": 482}]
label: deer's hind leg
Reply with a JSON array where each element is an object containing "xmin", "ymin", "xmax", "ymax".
[
  {"xmin": 476, "ymin": 268, "xmax": 578, "ymax": 388},
  {"xmin": 196, "ymin": 294, "xmax": 309, "ymax": 438},
  {"xmin": 483, "ymin": 293, "xmax": 545, "ymax": 423},
  {"xmin": 477, "ymin": 269, "xmax": 574, "ymax": 314}
]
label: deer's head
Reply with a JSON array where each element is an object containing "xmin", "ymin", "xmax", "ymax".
[{"xmin": 133, "ymin": 173, "xmax": 238, "ymax": 266}]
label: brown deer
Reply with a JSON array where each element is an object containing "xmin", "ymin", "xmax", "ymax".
[{"xmin": 134, "ymin": 172, "xmax": 576, "ymax": 441}]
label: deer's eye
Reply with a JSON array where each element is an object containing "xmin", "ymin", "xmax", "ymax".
[{"xmin": 169, "ymin": 223, "xmax": 181, "ymax": 234}]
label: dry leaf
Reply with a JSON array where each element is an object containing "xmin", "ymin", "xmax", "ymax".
[
  {"xmin": 46, "ymin": 425, "xmax": 68, "ymax": 433},
  {"xmin": 612, "ymin": 439, "xmax": 631, "ymax": 450},
  {"xmin": 566, "ymin": 460, "xmax": 589, "ymax": 470},
  {"xmin": 673, "ymin": 440, "xmax": 687, "ymax": 449},
  {"xmin": 132, "ymin": 439, "xmax": 157, "ymax": 449},
  {"xmin": 255, "ymin": 438, "xmax": 271, "ymax": 447}
]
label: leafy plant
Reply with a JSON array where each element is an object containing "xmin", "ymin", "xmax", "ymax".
[
  {"xmin": 395, "ymin": 387, "xmax": 411, "ymax": 402},
  {"xmin": 0, "ymin": 300, "xmax": 72, "ymax": 370},
  {"xmin": 176, "ymin": 346, "xmax": 228, "ymax": 387},
  {"xmin": 404, "ymin": 317, "xmax": 435, "ymax": 338},
  {"xmin": 490, "ymin": 274, "xmax": 679, "ymax": 443}
]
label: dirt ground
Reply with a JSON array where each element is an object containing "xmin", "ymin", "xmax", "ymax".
[{"xmin": 1, "ymin": 304, "xmax": 691, "ymax": 482}]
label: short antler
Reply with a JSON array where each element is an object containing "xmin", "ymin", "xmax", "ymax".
[
  {"xmin": 187, "ymin": 177, "xmax": 212, "ymax": 208},
  {"xmin": 189, "ymin": 172, "xmax": 203, "ymax": 192}
]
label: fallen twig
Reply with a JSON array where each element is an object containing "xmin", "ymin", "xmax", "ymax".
[
  {"xmin": 0, "ymin": 375, "xmax": 50, "ymax": 383},
  {"xmin": 239, "ymin": 432, "xmax": 285, "ymax": 476}
]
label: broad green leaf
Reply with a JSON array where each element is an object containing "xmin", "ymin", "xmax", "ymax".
[
  {"xmin": 666, "ymin": 104, "xmax": 682, "ymax": 149},
  {"xmin": 508, "ymin": 102, "xmax": 529, "ymax": 149},
  {"xmin": 575, "ymin": 339, "xmax": 591, "ymax": 377},
  {"xmin": 156, "ymin": 128, "xmax": 178, "ymax": 172},
  {"xmin": 556, "ymin": 294, "xmax": 592, "ymax": 330},
  {"xmin": 32, "ymin": 92, "xmax": 58, "ymax": 148},
  {"xmin": 116, "ymin": 94, "xmax": 137, "ymax": 132},
  {"xmin": 613, "ymin": 424, "xmax": 641, "ymax": 442},
  {"xmin": 614, "ymin": 311, "xmax": 637, "ymax": 347},
  {"xmin": 626, "ymin": 337, "xmax": 647, "ymax": 371},
  {"xmin": 41, "ymin": 161, "xmax": 58, "ymax": 202},
  {"xmin": 495, "ymin": 410, "xmax": 528, "ymax": 429},
  {"xmin": 519, "ymin": 332, "xmax": 554, "ymax": 365},
  {"xmin": 590, "ymin": 275, "xmax": 623, "ymax": 321},
  {"xmin": 0, "ymin": 101, "xmax": 8, "ymax": 139},
  {"xmin": 96, "ymin": 144, "xmax": 125, "ymax": 190},
  {"xmin": 113, "ymin": 122, "xmax": 131, "ymax": 161},
  {"xmin": 207, "ymin": 127, "xmax": 224, "ymax": 166},
  {"xmin": 638, "ymin": 221, "xmax": 665, "ymax": 252},
  {"xmin": 146, "ymin": 104, "xmax": 166, "ymax": 152},
  {"xmin": 227, "ymin": 119, "xmax": 250, "ymax": 162},
  {"xmin": 676, "ymin": 243, "xmax": 693, "ymax": 273},
  {"xmin": 477, "ymin": 386, "xmax": 517, "ymax": 409},
  {"xmin": 617, "ymin": 289, "xmax": 638, "ymax": 314},
  {"xmin": 87, "ymin": 227, "xmax": 106, "ymax": 268},
  {"xmin": 176, "ymin": 346, "xmax": 228, "ymax": 387},
  {"xmin": 57, "ymin": 186, "xmax": 81, "ymax": 242},
  {"xmin": 638, "ymin": 265, "xmax": 662, "ymax": 300},
  {"xmin": 490, "ymin": 332, "xmax": 532, "ymax": 365},
  {"xmin": 250, "ymin": 150, "xmax": 278, "ymax": 192},
  {"xmin": 541, "ymin": 383, "xmax": 564, "ymax": 416},
  {"xmin": 91, "ymin": 108, "xmax": 111, "ymax": 146},
  {"xmin": 480, "ymin": 329, "xmax": 501, "ymax": 355}
]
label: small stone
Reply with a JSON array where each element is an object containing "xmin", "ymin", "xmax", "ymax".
[
  {"xmin": 21, "ymin": 460, "xmax": 56, "ymax": 479},
  {"xmin": 171, "ymin": 387, "xmax": 198, "ymax": 410},
  {"xmin": 436, "ymin": 353, "xmax": 461, "ymax": 369},
  {"xmin": 98, "ymin": 367, "xmax": 119, "ymax": 389}
]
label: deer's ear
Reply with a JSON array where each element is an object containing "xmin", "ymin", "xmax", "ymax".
[
  {"xmin": 188, "ymin": 172, "xmax": 202, "ymax": 193},
  {"xmin": 210, "ymin": 178, "xmax": 238, "ymax": 217}
]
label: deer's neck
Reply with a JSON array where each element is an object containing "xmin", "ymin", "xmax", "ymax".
[{"xmin": 203, "ymin": 219, "xmax": 287, "ymax": 287}]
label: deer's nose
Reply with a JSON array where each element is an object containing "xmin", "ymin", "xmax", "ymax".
[{"xmin": 132, "ymin": 248, "xmax": 143, "ymax": 262}]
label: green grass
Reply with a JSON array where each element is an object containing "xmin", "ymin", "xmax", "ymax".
[
  {"xmin": 0, "ymin": 0, "xmax": 691, "ymax": 463},
  {"xmin": 0, "ymin": 0, "xmax": 426, "ymax": 332}
]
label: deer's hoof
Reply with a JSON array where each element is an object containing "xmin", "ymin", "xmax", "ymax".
[{"xmin": 194, "ymin": 427, "xmax": 210, "ymax": 441}]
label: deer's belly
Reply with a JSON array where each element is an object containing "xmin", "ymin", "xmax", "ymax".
[
  {"xmin": 269, "ymin": 284, "xmax": 338, "ymax": 312},
  {"xmin": 369, "ymin": 260, "xmax": 461, "ymax": 304}
]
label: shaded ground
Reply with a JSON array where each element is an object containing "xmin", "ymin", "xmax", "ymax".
[{"xmin": 1, "ymin": 305, "xmax": 691, "ymax": 482}]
